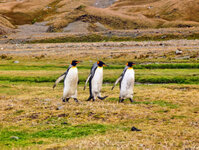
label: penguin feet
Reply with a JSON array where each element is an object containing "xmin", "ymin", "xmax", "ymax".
[
  {"xmin": 129, "ymin": 98, "xmax": 134, "ymax": 103},
  {"xmin": 86, "ymin": 96, "xmax": 93, "ymax": 101},
  {"xmin": 119, "ymin": 97, "xmax": 124, "ymax": 103},
  {"xmin": 98, "ymin": 96, "xmax": 108, "ymax": 100},
  {"xmin": 62, "ymin": 98, "xmax": 69, "ymax": 102},
  {"xmin": 74, "ymin": 98, "xmax": 79, "ymax": 103}
]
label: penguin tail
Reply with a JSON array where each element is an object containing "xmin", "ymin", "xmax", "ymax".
[
  {"xmin": 111, "ymin": 86, "xmax": 115, "ymax": 90},
  {"xmin": 53, "ymin": 84, "xmax": 56, "ymax": 89},
  {"xmin": 83, "ymin": 86, "xmax": 86, "ymax": 90}
]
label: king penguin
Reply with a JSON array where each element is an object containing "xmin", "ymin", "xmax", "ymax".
[
  {"xmin": 111, "ymin": 62, "xmax": 136, "ymax": 103},
  {"xmin": 84, "ymin": 61, "xmax": 108, "ymax": 101},
  {"xmin": 53, "ymin": 60, "xmax": 80, "ymax": 102}
]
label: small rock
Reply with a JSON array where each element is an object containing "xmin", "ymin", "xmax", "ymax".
[
  {"xmin": 0, "ymin": 47, "xmax": 3, "ymax": 50},
  {"xmin": 131, "ymin": 126, "xmax": 141, "ymax": 131},
  {"xmin": 175, "ymin": 56, "xmax": 190, "ymax": 60},
  {"xmin": 13, "ymin": 61, "xmax": 19, "ymax": 63},
  {"xmin": 148, "ymin": 6, "xmax": 153, "ymax": 9},
  {"xmin": 56, "ymin": 106, "xmax": 63, "ymax": 110},
  {"xmin": 159, "ymin": 43, "xmax": 164, "ymax": 46},
  {"xmin": 120, "ymin": 43, "xmax": 126, "ymax": 46},
  {"xmin": 10, "ymin": 136, "xmax": 19, "ymax": 140},
  {"xmin": 161, "ymin": 35, "xmax": 167, "ymax": 39},
  {"xmin": 176, "ymin": 49, "xmax": 183, "ymax": 55}
]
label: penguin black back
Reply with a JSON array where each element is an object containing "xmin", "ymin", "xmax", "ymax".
[
  {"xmin": 87, "ymin": 61, "xmax": 107, "ymax": 100},
  {"xmin": 119, "ymin": 62, "xmax": 136, "ymax": 89}
]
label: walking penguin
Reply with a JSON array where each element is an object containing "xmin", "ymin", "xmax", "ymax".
[
  {"xmin": 111, "ymin": 62, "xmax": 135, "ymax": 103},
  {"xmin": 53, "ymin": 60, "xmax": 80, "ymax": 102},
  {"xmin": 84, "ymin": 61, "xmax": 108, "ymax": 101}
]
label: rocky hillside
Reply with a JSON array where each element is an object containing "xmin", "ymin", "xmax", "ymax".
[{"xmin": 1, "ymin": 0, "xmax": 199, "ymax": 34}]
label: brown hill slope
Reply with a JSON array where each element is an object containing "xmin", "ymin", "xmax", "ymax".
[
  {"xmin": 0, "ymin": 0, "xmax": 91, "ymax": 34},
  {"xmin": 1, "ymin": 0, "xmax": 199, "ymax": 34},
  {"xmin": 44, "ymin": 0, "xmax": 199, "ymax": 29},
  {"xmin": 109, "ymin": 0, "xmax": 199, "ymax": 28}
]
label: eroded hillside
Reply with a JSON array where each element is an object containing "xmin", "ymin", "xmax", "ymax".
[{"xmin": 1, "ymin": 0, "xmax": 199, "ymax": 35}]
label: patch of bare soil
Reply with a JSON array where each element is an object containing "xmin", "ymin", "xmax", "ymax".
[
  {"xmin": 0, "ymin": 40, "xmax": 199, "ymax": 62},
  {"xmin": 94, "ymin": 0, "xmax": 116, "ymax": 8}
]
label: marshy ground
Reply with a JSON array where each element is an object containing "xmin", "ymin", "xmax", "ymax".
[{"xmin": 0, "ymin": 41, "xmax": 199, "ymax": 149}]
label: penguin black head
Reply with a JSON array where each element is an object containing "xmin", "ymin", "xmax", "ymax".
[
  {"xmin": 126, "ymin": 62, "xmax": 136, "ymax": 67},
  {"xmin": 71, "ymin": 60, "xmax": 80, "ymax": 66},
  {"xmin": 97, "ymin": 61, "xmax": 107, "ymax": 67}
]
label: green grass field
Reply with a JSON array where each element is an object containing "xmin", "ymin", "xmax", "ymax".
[{"xmin": 0, "ymin": 57, "xmax": 199, "ymax": 149}]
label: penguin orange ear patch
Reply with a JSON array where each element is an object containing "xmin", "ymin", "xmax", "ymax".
[
  {"xmin": 126, "ymin": 63, "xmax": 128, "ymax": 66},
  {"xmin": 97, "ymin": 61, "xmax": 99, "ymax": 64}
]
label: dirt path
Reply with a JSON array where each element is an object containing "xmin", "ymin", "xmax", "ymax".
[{"xmin": 0, "ymin": 40, "xmax": 199, "ymax": 62}]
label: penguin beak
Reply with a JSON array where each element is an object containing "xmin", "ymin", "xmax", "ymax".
[
  {"xmin": 132, "ymin": 63, "xmax": 136, "ymax": 65},
  {"xmin": 77, "ymin": 61, "xmax": 81, "ymax": 63},
  {"xmin": 103, "ymin": 64, "xmax": 109, "ymax": 67}
]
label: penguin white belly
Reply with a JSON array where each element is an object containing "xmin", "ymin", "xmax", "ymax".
[
  {"xmin": 120, "ymin": 69, "xmax": 135, "ymax": 99},
  {"xmin": 63, "ymin": 67, "xmax": 78, "ymax": 98},
  {"xmin": 91, "ymin": 67, "xmax": 103, "ymax": 96}
]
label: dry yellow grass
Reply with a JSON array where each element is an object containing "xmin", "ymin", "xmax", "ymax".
[
  {"xmin": 0, "ymin": 41, "xmax": 198, "ymax": 149},
  {"xmin": 0, "ymin": 82, "xmax": 199, "ymax": 149}
]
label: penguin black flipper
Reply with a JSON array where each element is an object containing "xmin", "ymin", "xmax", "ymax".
[
  {"xmin": 88, "ymin": 63, "xmax": 98, "ymax": 98},
  {"xmin": 119, "ymin": 66, "xmax": 128, "ymax": 89},
  {"xmin": 84, "ymin": 62, "xmax": 98, "ymax": 90},
  {"xmin": 111, "ymin": 76, "xmax": 122, "ymax": 90},
  {"xmin": 53, "ymin": 65, "xmax": 72, "ymax": 89},
  {"xmin": 84, "ymin": 62, "xmax": 98, "ymax": 99}
]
